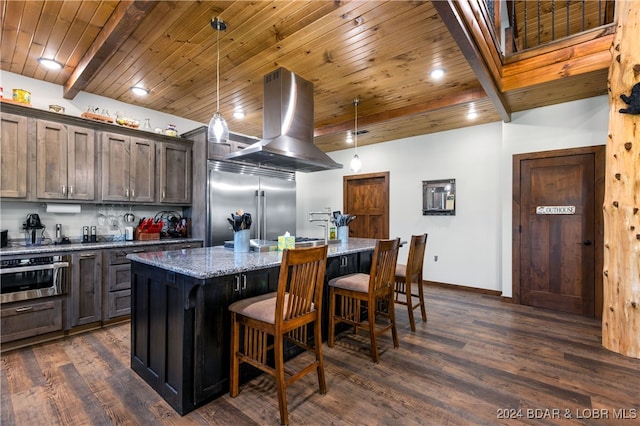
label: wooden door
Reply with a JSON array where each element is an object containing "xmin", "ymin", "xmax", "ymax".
[
  {"xmin": 343, "ymin": 172, "xmax": 389, "ymax": 239},
  {"xmin": 513, "ymin": 146, "xmax": 604, "ymax": 317}
]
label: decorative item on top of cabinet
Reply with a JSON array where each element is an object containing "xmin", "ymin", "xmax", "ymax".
[
  {"xmin": 0, "ymin": 113, "xmax": 28, "ymax": 198},
  {"xmin": 101, "ymin": 132, "xmax": 155, "ymax": 203},
  {"xmin": 36, "ymin": 120, "xmax": 96, "ymax": 200},
  {"xmin": 422, "ymin": 179, "xmax": 456, "ymax": 215}
]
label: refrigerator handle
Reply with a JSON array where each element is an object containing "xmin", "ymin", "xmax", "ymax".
[
  {"xmin": 263, "ymin": 190, "xmax": 267, "ymax": 240},
  {"xmin": 255, "ymin": 189, "xmax": 261, "ymax": 240}
]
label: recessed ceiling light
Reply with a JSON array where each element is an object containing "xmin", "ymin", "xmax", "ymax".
[
  {"xmin": 346, "ymin": 130, "xmax": 353, "ymax": 144},
  {"xmin": 130, "ymin": 86, "xmax": 149, "ymax": 96},
  {"xmin": 430, "ymin": 68, "xmax": 445, "ymax": 79},
  {"xmin": 467, "ymin": 111, "xmax": 478, "ymax": 120},
  {"xmin": 37, "ymin": 58, "xmax": 62, "ymax": 70},
  {"xmin": 233, "ymin": 110, "xmax": 246, "ymax": 119}
]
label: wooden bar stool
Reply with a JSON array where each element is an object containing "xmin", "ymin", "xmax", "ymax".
[
  {"xmin": 394, "ymin": 233, "xmax": 428, "ymax": 331},
  {"xmin": 328, "ymin": 238, "xmax": 400, "ymax": 363},
  {"xmin": 229, "ymin": 245, "xmax": 329, "ymax": 426}
]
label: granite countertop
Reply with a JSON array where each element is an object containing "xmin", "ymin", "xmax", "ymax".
[
  {"xmin": 0, "ymin": 238, "xmax": 203, "ymax": 257},
  {"xmin": 127, "ymin": 238, "xmax": 378, "ymax": 280}
]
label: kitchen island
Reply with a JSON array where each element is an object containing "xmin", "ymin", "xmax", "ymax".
[{"xmin": 127, "ymin": 238, "xmax": 376, "ymax": 415}]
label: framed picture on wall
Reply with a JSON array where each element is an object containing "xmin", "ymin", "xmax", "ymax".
[{"xmin": 422, "ymin": 179, "xmax": 456, "ymax": 215}]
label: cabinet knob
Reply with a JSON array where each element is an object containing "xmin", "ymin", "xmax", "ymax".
[
  {"xmin": 125, "ymin": 189, "xmax": 129, "ymax": 198},
  {"xmin": 62, "ymin": 185, "xmax": 66, "ymax": 195},
  {"xmin": 69, "ymin": 185, "xmax": 74, "ymax": 196},
  {"xmin": 131, "ymin": 189, "xmax": 135, "ymax": 198}
]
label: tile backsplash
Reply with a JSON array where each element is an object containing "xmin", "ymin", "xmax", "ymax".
[{"xmin": 0, "ymin": 202, "xmax": 181, "ymax": 243}]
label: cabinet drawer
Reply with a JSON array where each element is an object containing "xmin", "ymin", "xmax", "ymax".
[
  {"xmin": 1, "ymin": 299, "xmax": 63, "ymax": 343},
  {"xmin": 108, "ymin": 263, "xmax": 131, "ymax": 291},
  {"xmin": 107, "ymin": 289, "xmax": 131, "ymax": 319},
  {"xmin": 107, "ymin": 248, "xmax": 145, "ymax": 265},
  {"xmin": 164, "ymin": 242, "xmax": 201, "ymax": 251}
]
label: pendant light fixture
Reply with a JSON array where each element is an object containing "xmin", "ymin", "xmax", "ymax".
[
  {"xmin": 208, "ymin": 17, "xmax": 229, "ymax": 144},
  {"xmin": 350, "ymin": 98, "xmax": 362, "ymax": 172}
]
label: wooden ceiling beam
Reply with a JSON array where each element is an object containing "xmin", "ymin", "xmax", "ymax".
[
  {"xmin": 432, "ymin": 0, "xmax": 511, "ymax": 123},
  {"xmin": 314, "ymin": 87, "xmax": 487, "ymax": 137},
  {"xmin": 63, "ymin": 0, "xmax": 156, "ymax": 100}
]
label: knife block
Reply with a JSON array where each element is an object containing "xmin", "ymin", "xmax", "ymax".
[{"xmin": 135, "ymin": 228, "xmax": 160, "ymax": 241}]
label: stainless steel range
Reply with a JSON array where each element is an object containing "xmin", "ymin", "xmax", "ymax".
[{"xmin": 0, "ymin": 255, "xmax": 70, "ymax": 304}]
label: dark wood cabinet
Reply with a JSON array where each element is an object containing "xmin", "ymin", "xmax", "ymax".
[
  {"xmin": 0, "ymin": 112, "xmax": 28, "ymax": 198},
  {"xmin": 130, "ymin": 263, "xmax": 278, "ymax": 415},
  {"xmin": 194, "ymin": 268, "xmax": 278, "ymax": 405},
  {"xmin": 36, "ymin": 120, "xmax": 96, "ymax": 200},
  {"xmin": 129, "ymin": 247, "xmax": 373, "ymax": 415},
  {"xmin": 0, "ymin": 298, "xmax": 63, "ymax": 343},
  {"xmin": 103, "ymin": 242, "xmax": 202, "ymax": 322},
  {"xmin": 157, "ymin": 141, "xmax": 192, "ymax": 204},
  {"xmin": 101, "ymin": 132, "xmax": 155, "ymax": 202},
  {"xmin": 70, "ymin": 251, "xmax": 102, "ymax": 327}
]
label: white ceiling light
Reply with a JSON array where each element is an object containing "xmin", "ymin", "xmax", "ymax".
[
  {"xmin": 208, "ymin": 17, "xmax": 229, "ymax": 144},
  {"xmin": 130, "ymin": 86, "xmax": 149, "ymax": 96},
  {"xmin": 467, "ymin": 111, "xmax": 477, "ymax": 120},
  {"xmin": 430, "ymin": 68, "xmax": 445, "ymax": 79},
  {"xmin": 37, "ymin": 58, "xmax": 62, "ymax": 70},
  {"xmin": 346, "ymin": 130, "xmax": 353, "ymax": 144},
  {"xmin": 233, "ymin": 110, "xmax": 245, "ymax": 119},
  {"xmin": 350, "ymin": 98, "xmax": 362, "ymax": 173}
]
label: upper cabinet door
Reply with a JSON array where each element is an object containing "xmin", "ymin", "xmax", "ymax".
[
  {"xmin": 67, "ymin": 125, "xmax": 95, "ymax": 200},
  {"xmin": 0, "ymin": 113, "xmax": 28, "ymax": 198},
  {"xmin": 101, "ymin": 132, "xmax": 131, "ymax": 202},
  {"xmin": 158, "ymin": 141, "xmax": 191, "ymax": 204},
  {"xmin": 130, "ymin": 137, "xmax": 155, "ymax": 203},
  {"xmin": 36, "ymin": 120, "xmax": 68, "ymax": 199},
  {"xmin": 36, "ymin": 121, "xmax": 96, "ymax": 200}
]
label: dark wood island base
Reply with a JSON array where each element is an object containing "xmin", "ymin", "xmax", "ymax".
[{"xmin": 128, "ymin": 240, "xmax": 375, "ymax": 415}]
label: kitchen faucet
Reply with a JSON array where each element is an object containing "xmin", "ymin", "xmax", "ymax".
[{"xmin": 309, "ymin": 207, "xmax": 332, "ymax": 244}]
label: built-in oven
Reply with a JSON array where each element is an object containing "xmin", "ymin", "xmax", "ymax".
[{"xmin": 0, "ymin": 255, "xmax": 70, "ymax": 304}]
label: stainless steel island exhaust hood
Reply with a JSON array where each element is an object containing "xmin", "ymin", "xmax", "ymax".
[{"xmin": 224, "ymin": 68, "xmax": 343, "ymax": 172}]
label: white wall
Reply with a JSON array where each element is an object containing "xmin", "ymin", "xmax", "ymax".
[
  {"xmin": 1, "ymin": 71, "xmax": 204, "ymax": 136},
  {"xmin": 297, "ymin": 122, "xmax": 503, "ymax": 291},
  {"xmin": 297, "ymin": 96, "xmax": 609, "ymax": 295}
]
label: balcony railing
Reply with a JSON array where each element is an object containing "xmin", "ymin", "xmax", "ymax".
[{"xmin": 485, "ymin": 0, "xmax": 615, "ymax": 54}]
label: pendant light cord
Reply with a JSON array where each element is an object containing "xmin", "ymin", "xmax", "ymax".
[
  {"xmin": 216, "ymin": 21, "xmax": 220, "ymax": 113},
  {"xmin": 354, "ymin": 98, "xmax": 359, "ymax": 154}
]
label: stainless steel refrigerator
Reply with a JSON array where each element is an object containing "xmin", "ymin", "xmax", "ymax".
[{"xmin": 206, "ymin": 161, "xmax": 296, "ymax": 247}]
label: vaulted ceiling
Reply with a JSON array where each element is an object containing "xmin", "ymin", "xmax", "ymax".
[{"xmin": 1, "ymin": 1, "xmax": 614, "ymax": 151}]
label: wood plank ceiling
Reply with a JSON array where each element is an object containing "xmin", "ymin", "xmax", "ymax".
[{"xmin": 0, "ymin": 1, "xmax": 614, "ymax": 152}]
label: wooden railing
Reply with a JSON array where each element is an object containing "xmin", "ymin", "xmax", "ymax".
[{"xmin": 486, "ymin": 0, "xmax": 615, "ymax": 54}]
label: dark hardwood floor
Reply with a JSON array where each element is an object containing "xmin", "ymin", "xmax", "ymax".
[{"xmin": 2, "ymin": 286, "xmax": 638, "ymax": 425}]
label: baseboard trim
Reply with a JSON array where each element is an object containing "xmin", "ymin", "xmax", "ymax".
[{"xmin": 424, "ymin": 280, "xmax": 502, "ymax": 297}]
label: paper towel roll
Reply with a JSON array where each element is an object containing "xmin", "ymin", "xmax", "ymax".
[{"xmin": 45, "ymin": 203, "xmax": 81, "ymax": 214}]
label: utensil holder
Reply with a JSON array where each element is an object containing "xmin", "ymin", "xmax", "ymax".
[
  {"xmin": 337, "ymin": 226, "xmax": 349, "ymax": 242},
  {"xmin": 234, "ymin": 229, "xmax": 250, "ymax": 253}
]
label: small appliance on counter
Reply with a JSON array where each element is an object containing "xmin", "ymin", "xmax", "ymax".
[{"xmin": 23, "ymin": 213, "xmax": 46, "ymax": 246}]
